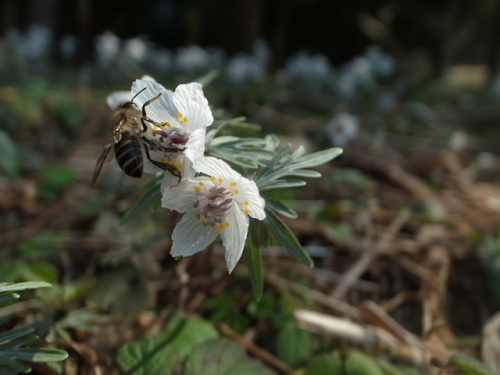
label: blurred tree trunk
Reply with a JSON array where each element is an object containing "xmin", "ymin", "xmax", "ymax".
[
  {"xmin": 488, "ymin": 1, "xmax": 500, "ymax": 78},
  {"xmin": 78, "ymin": 0, "xmax": 92, "ymax": 63},
  {"xmin": 209, "ymin": 0, "xmax": 261, "ymax": 54},
  {"xmin": 28, "ymin": 0, "xmax": 58, "ymax": 28},
  {"xmin": 1, "ymin": 0, "xmax": 17, "ymax": 34}
]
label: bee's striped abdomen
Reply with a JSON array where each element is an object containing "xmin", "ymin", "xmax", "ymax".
[{"xmin": 115, "ymin": 132, "xmax": 143, "ymax": 178}]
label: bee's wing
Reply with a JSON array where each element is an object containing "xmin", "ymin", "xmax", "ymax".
[{"xmin": 91, "ymin": 145, "xmax": 113, "ymax": 187}]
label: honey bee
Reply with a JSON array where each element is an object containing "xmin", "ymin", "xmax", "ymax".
[{"xmin": 91, "ymin": 88, "xmax": 184, "ymax": 187}]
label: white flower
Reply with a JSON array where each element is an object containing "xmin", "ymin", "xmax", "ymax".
[
  {"xmin": 162, "ymin": 156, "xmax": 266, "ymax": 273},
  {"xmin": 326, "ymin": 112, "xmax": 358, "ymax": 147},
  {"xmin": 124, "ymin": 37, "xmax": 148, "ymax": 62},
  {"xmin": 95, "ymin": 31, "xmax": 120, "ymax": 62},
  {"xmin": 106, "ymin": 77, "xmax": 213, "ymax": 187}
]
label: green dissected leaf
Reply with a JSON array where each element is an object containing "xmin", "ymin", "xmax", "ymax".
[
  {"xmin": 265, "ymin": 134, "xmax": 280, "ymax": 151},
  {"xmin": 246, "ymin": 221, "xmax": 264, "ymax": 301},
  {"xmin": 0, "ymin": 293, "xmax": 20, "ymax": 303},
  {"xmin": 304, "ymin": 354, "xmax": 342, "ymax": 375},
  {"xmin": 292, "ymin": 147, "xmax": 343, "ymax": 169},
  {"xmin": 345, "ymin": 351, "xmax": 385, "ymax": 375},
  {"xmin": 259, "ymin": 179, "xmax": 306, "ymax": 191},
  {"xmin": 0, "ymin": 327, "xmax": 35, "ymax": 343},
  {"xmin": 0, "ymin": 129, "xmax": 18, "ymax": 176},
  {"xmin": 0, "ymin": 329, "xmax": 67, "ymax": 374},
  {"xmin": 208, "ymin": 136, "xmax": 275, "ymax": 169},
  {"xmin": 118, "ymin": 317, "xmax": 218, "ymax": 375},
  {"xmin": 450, "ymin": 353, "xmax": 497, "ymax": 375},
  {"xmin": 184, "ymin": 338, "xmax": 273, "ymax": 375},
  {"xmin": 120, "ymin": 183, "xmax": 161, "ymax": 225},
  {"xmin": 276, "ymin": 323, "xmax": 313, "ymax": 368},
  {"xmin": 264, "ymin": 196, "xmax": 298, "ymax": 219},
  {"xmin": 0, "ymin": 281, "xmax": 51, "ymax": 293},
  {"xmin": 254, "ymin": 145, "xmax": 342, "ymax": 191},
  {"xmin": 264, "ymin": 208, "xmax": 313, "ymax": 267},
  {"xmin": 257, "ymin": 220, "xmax": 270, "ymax": 249}
]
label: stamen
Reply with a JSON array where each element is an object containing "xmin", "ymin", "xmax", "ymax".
[
  {"xmin": 244, "ymin": 200, "xmax": 248, "ymax": 205},
  {"xmin": 194, "ymin": 187, "xmax": 200, "ymax": 192},
  {"xmin": 234, "ymin": 189, "xmax": 239, "ymax": 194},
  {"xmin": 160, "ymin": 158, "xmax": 166, "ymax": 163},
  {"xmin": 199, "ymin": 182, "xmax": 204, "ymax": 186},
  {"xmin": 230, "ymin": 182, "xmax": 235, "ymax": 187},
  {"xmin": 244, "ymin": 209, "xmax": 249, "ymax": 215}
]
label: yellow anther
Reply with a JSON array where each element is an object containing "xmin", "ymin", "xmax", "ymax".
[
  {"xmin": 166, "ymin": 122, "xmax": 171, "ymax": 128},
  {"xmin": 183, "ymin": 117, "xmax": 188, "ymax": 122},
  {"xmin": 153, "ymin": 149, "xmax": 158, "ymax": 152},
  {"xmin": 244, "ymin": 209, "xmax": 249, "ymax": 215},
  {"xmin": 244, "ymin": 200, "xmax": 248, "ymax": 205},
  {"xmin": 230, "ymin": 182, "xmax": 235, "ymax": 187},
  {"xmin": 160, "ymin": 158, "xmax": 166, "ymax": 163},
  {"xmin": 218, "ymin": 178, "xmax": 223, "ymax": 183},
  {"xmin": 194, "ymin": 187, "xmax": 200, "ymax": 192},
  {"xmin": 210, "ymin": 176, "xmax": 216, "ymax": 181},
  {"xmin": 225, "ymin": 222, "xmax": 229, "ymax": 227},
  {"xmin": 218, "ymin": 224, "xmax": 224, "ymax": 231},
  {"xmin": 153, "ymin": 125, "xmax": 158, "ymax": 130},
  {"xmin": 201, "ymin": 219, "xmax": 206, "ymax": 225},
  {"xmin": 150, "ymin": 130, "xmax": 154, "ymax": 136},
  {"xmin": 211, "ymin": 225, "xmax": 215, "ymax": 229},
  {"xmin": 234, "ymin": 189, "xmax": 239, "ymax": 194},
  {"xmin": 177, "ymin": 113, "xmax": 182, "ymax": 118},
  {"xmin": 178, "ymin": 163, "xmax": 183, "ymax": 169},
  {"xmin": 199, "ymin": 182, "xmax": 204, "ymax": 186}
]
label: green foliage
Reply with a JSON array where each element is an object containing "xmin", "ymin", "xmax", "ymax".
[
  {"xmin": 0, "ymin": 130, "xmax": 18, "ymax": 176},
  {"xmin": 38, "ymin": 165, "xmax": 77, "ymax": 199},
  {"xmin": 120, "ymin": 175, "xmax": 163, "ymax": 225},
  {"xmin": 451, "ymin": 353, "xmax": 498, "ymax": 375},
  {"xmin": 304, "ymin": 353, "xmax": 342, "ymax": 375},
  {"xmin": 276, "ymin": 323, "xmax": 314, "ymax": 368},
  {"xmin": 184, "ymin": 338, "xmax": 273, "ymax": 375},
  {"xmin": 479, "ymin": 234, "xmax": 500, "ymax": 303},
  {"xmin": 0, "ymin": 281, "xmax": 68, "ymax": 374},
  {"xmin": 345, "ymin": 351, "xmax": 385, "ymax": 375},
  {"xmin": 17, "ymin": 232, "xmax": 61, "ymax": 259},
  {"xmin": 117, "ymin": 317, "xmax": 218, "ymax": 375},
  {"xmin": 246, "ymin": 220, "xmax": 264, "ymax": 301},
  {"xmin": 264, "ymin": 208, "xmax": 313, "ymax": 267}
]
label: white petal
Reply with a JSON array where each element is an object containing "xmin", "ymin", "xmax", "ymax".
[
  {"xmin": 220, "ymin": 205, "xmax": 249, "ymax": 273},
  {"xmin": 236, "ymin": 178, "xmax": 266, "ymax": 220},
  {"xmin": 171, "ymin": 209, "xmax": 219, "ymax": 257},
  {"xmin": 184, "ymin": 127, "xmax": 206, "ymax": 162},
  {"xmin": 159, "ymin": 155, "xmax": 197, "ymax": 190},
  {"xmin": 192, "ymin": 156, "xmax": 241, "ymax": 182},
  {"xmin": 173, "ymin": 83, "xmax": 214, "ymax": 133},
  {"xmin": 131, "ymin": 79, "xmax": 179, "ymax": 125},
  {"xmin": 107, "ymin": 91, "xmax": 130, "ymax": 110},
  {"xmin": 139, "ymin": 75, "xmax": 156, "ymax": 82},
  {"xmin": 162, "ymin": 176, "xmax": 213, "ymax": 212}
]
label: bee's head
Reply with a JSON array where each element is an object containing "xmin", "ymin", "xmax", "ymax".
[
  {"xmin": 120, "ymin": 87, "xmax": 147, "ymax": 109},
  {"xmin": 120, "ymin": 101, "xmax": 139, "ymax": 109}
]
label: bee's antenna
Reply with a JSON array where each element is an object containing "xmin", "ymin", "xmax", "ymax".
[{"xmin": 131, "ymin": 87, "xmax": 147, "ymax": 103}]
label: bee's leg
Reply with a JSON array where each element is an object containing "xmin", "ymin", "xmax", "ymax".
[
  {"xmin": 141, "ymin": 136, "xmax": 181, "ymax": 153},
  {"xmin": 140, "ymin": 93, "xmax": 162, "ymax": 132},
  {"xmin": 143, "ymin": 145, "xmax": 182, "ymax": 184},
  {"xmin": 141, "ymin": 116, "xmax": 156, "ymax": 132}
]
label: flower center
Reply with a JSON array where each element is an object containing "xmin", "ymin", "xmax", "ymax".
[{"xmin": 192, "ymin": 177, "xmax": 248, "ymax": 231}]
